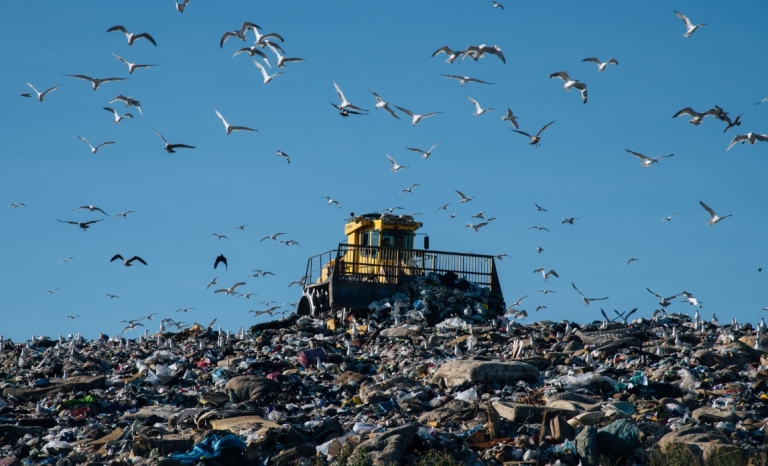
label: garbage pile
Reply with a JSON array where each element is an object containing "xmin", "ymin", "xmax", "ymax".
[{"xmin": 1, "ymin": 304, "xmax": 767, "ymax": 466}]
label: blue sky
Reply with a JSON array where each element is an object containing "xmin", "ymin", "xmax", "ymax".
[{"xmin": 1, "ymin": 1, "xmax": 767, "ymax": 341}]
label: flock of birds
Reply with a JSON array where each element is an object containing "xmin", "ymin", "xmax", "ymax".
[{"xmin": 6, "ymin": 3, "xmax": 768, "ymax": 339}]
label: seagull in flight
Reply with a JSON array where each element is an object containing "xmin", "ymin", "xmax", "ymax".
[
  {"xmin": 154, "ymin": 130, "xmax": 195, "ymax": 153},
  {"xmin": 73, "ymin": 205, "xmax": 108, "ymax": 215},
  {"xmin": 111, "ymin": 52, "xmax": 158, "ymax": 74},
  {"xmin": 63, "ymin": 315, "xmax": 79, "ymax": 319},
  {"xmin": 109, "ymin": 95, "xmax": 142, "ymax": 114},
  {"xmin": 57, "ymin": 219, "xmax": 103, "ymax": 230},
  {"xmin": 437, "ymin": 203, "xmax": 450, "ymax": 211},
  {"xmin": 501, "ymin": 109, "xmax": 519, "ymax": 129},
  {"xmin": 627, "ymin": 258, "xmax": 639, "ymax": 265},
  {"xmin": 231, "ymin": 46, "xmax": 270, "ymax": 64},
  {"xmin": 511, "ymin": 121, "xmax": 555, "ymax": 146},
  {"xmin": 206, "ymin": 277, "xmax": 219, "ymax": 289},
  {"xmin": 369, "ymin": 90, "xmax": 399, "ymax": 119},
  {"xmin": 393, "ymin": 106, "xmax": 442, "ymax": 127},
  {"xmin": 77, "ymin": 136, "xmax": 114, "ymax": 154},
  {"xmin": 175, "ymin": 307, "xmax": 195, "ymax": 313},
  {"xmin": 406, "ymin": 141, "xmax": 440, "ymax": 159},
  {"xmin": 529, "ymin": 226, "xmax": 550, "ymax": 232},
  {"xmin": 107, "ymin": 25, "xmax": 157, "ymax": 46},
  {"xmin": 110, "ymin": 254, "xmax": 147, "ymax": 266},
  {"xmin": 455, "ymin": 190, "xmax": 474, "ymax": 203},
  {"xmin": 123, "ymin": 322, "xmax": 144, "ymax": 333},
  {"xmin": 625, "ymin": 149, "xmax": 674, "ymax": 168},
  {"xmin": 490, "ymin": 1, "xmax": 504, "ymax": 9},
  {"xmin": 266, "ymin": 43, "xmax": 304, "ymax": 68},
  {"xmin": 461, "ymin": 44, "xmax": 506, "ymax": 64},
  {"xmin": 386, "ymin": 155, "xmax": 408, "ymax": 172},
  {"xmin": 447, "ymin": 213, "xmax": 458, "ymax": 219},
  {"xmin": 175, "ymin": 0, "xmax": 191, "ymax": 13},
  {"xmin": 536, "ymin": 247, "xmax": 544, "ymax": 254},
  {"xmin": 26, "ymin": 82, "xmax": 60, "ymax": 102},
  {"xmin": 398, "ymin": 184, "xmax": 420, "ymax": 195},
  {"xmin": 333, "ymin": 81, "xmax": 366, "ymax": 111},
  {"xmin": 675, "ymin": 11, "xmax": 706, "ymax": 38},
  {"xmin": 7, "ymin": 203, "xmax": 26, "ymax": 208},
  {"xmin": 538, "ymin": 290, "xmax": 556, "ymax": 294},
  {"xmin": 533, "ymin": 268, "xmax": 559, "ymax": 282},
  {"xmin": 673, "ymin": 107, "xmax": 716, "ymax": 126},
  {"xmin": 65, "ymin": 74, "xmax": 126, "ymax": 91},
  {"xmin": 215, "ymin": 110, "xmax": 256, "ymax": 134},
  {"xmin": 699, "ymin": 201, "xmax": 731, "ymax": 225},
  {"xmin": 726, "ymin": 132, "xmax": 768, "ymax": 151},
  {"xmin": 647, "ymin": 288, "xmax": 679, "ymax": 308},
  {"xmin": 754, "ymin": 97, "xmax": 768, "ymax": 106},
  {"xmin": 465, "ymin": 222, "xmax": 488, "ymax": 232},
  {"xmin": 431, "ymin": 46, "xmax": 463, "ymax": 63},
  {"xmin": 46, "ymin": 288, "xmax": 60, "ymax": 294},
  {"xmin": 103, "ymin": 107, "xmax": 133, "ymax": 124},
  {"xmin": 260, "ymin": 232, "xmax": 285, "ymax": 242},
  {"xmin": 660, "ymin": 213, "xmax": 677, "ymax": 223},
  {"xmin": 468, "ymin": 97, "xmax": 494, "ymax": 116},
  {"xmin": 214, "ymin": 254, "xmax": 228, "ymax": 270},
  {"xmin": 441, "ymin": 74, "xmax": 493, "ymax": 86},
  {"xmin": 381, "ymin": 206, "xmax": 404, "ymax": 214},
  {"xmin": 276, "ymin": 150, "xmax": 291, "ymax": 163},
  {"xmin": 571, "ymin": 282, "xmax": 608, "ymax": 307},
  {"xmin": 323, "ymin": 197, "xmax": 341, "ymax": 208},
  {"xmin": 508, "ymin": 295, "xmax": 528, "ymax": 308},
  {"xmin": 234, "ymin": 224, "xmax": 248, "ymax": 231},
  {"xmin": 253, "ymin": 60, "xmax": 283, "ymax": 84},
  {"xmin": 549, "ymin": 72, "xmax": 588, "ymax": 103},
  {"xmin": 215, "ymin": 282, "xmax": 246, "ymax": 296},
  {"xmin": 60, "ymin": 257, "xmax": 73, "ymax": 263},
  {"xmin": 722, "ymin": 114, "xmax": 742, "ymax": 133},
  {"xmin": 535, "ymin": 203, "xmax": 548, "ymax": 212},
  {"xmin": 252, "ymin": 28, "xmax": 285, "ymax": 48},
  {"xmin": 494, "ymin": 254, "xmax": 511, "ymax": 260},
  {"xmin": 105, "ymin": 294, "xmax": 120, "ymax": 298},
  {"xmin": 219, "ymin": 21, "xmax": 260, "ymax": 48},
  {"xmin": 582, "ymin": 57, "xmax": 619, "ymax": 72},
  {"xmin": 562, "ymin": 218, "xmax": 578, "ymax": 225},
  {"xmin": 113, "ymin": 210, "xmax": 135, "ymax": 218},
  {"xmin": 210, "ymin": 233, "xmax": 229, "ymax": 240}
]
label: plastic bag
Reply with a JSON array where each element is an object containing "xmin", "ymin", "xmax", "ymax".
[
  {"xmin": 155, "ymin": 364, "xmax": 173, "ymax": 377},
  {"xmin": 678, "ymin": 368, "xmax": 696, "ymax": 394},
  {"xmin": 454, "ymin": 387, "xmax": 478, "ymax": 402}
]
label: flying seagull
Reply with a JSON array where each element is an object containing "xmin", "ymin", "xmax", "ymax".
[
  {"xmin": 571, "ymin": 282, "xmax": 608, "ymax": 306},
  {"xmin": 501, "ymin": 109, "xmax": 519, "ymax": 128},
  {"xmin": 154, "ymin": 130, "xmax": 195, "ymax": 153},
  {"xmin": 461, "ymin": 44, "xmax": 506, "ymax": 64},
  {"xmin": 113, "ymin": 210, "xmax": 135, "ymax": 218},
  {"xmin": 625, "ymin": 149, "xmax": 674, "ymax": 168},
  {"xmin": 533, "ymin": 268, "xmax": 559, "ymax": 282},
  {"xmin": 323, "ymin": 197, "xmax": 341, "ymax": 208},
  {"xmin": 231, "ymin": 46, "xmax": 270, "ymax": 63},
  {"xmin": 722, "ymin": 114, "xmax": 743, "ymax": 133},
  {"xmin": 386, "ymin": 155, "xmax": 408, "ymax": 172},
  {"xmin": 276, "ymin": 150, "xmax": 290, "ymax": 163},
  {"xmin": 529, "ymin": 226, "xmax": 550, "ymax": 232},
  {"xmin": 103, "ymin": 107, "xmax": 133, "ymax": 124},
  {"xmin": 582, "ymin": 57, "xmax": 619, "ymax": 72},
  {"xmin": 26, "ymin": 82, "xmax": 60, "ymax": 102},
  {"xmin": 726, "ymin": 132, "xmax": 768, "ymax": 151},
  {"xmin": 660, "ymin": 213, "xmax": 677, "ymax": 223},
  {"xmin": 266, "ymin": 43, "xmax": 304, "ymax": 68},
  {"xmin": 393, "ymin": 106, "xmax": 442, "ymax": 126},
  {"xmin": 111, "ymin": 52, "xmax": 158, "ymax": 74},
  {"xmin": 330, "ymin": 103, "xmax": 367, "ymax": 117},
  {"xmin": 215, "ymin": 110, "xmax": 256, "ymax": 134},
  {"xmin": 215, "ymin": 282, "xmax": 246, "ymax": 296},
  {"xmin": 490, "ymin": 1, "xmax": 504, "ymax": 9},
  {"xmin": 107, "ymin": 25, "xmax": 157, "ymax": 46},
  {"xmin": 105, "ymin": 294, "xmax": 120, "ymax": 299},
  {"xmin": 7, "ymin": 203, "xmax": 26, "ymax": 208},
  {"xmin": 398, "ymin": 184, "xmax": 420, "ymax": 195},
  {"xmin": 253, "ymin": 60, "xmax": 283, "ymax": 84},
  {"xmin": 260, "ymin": 232, "xmax": 285, "ymax": 242},
  {"xmin": 511, "ymin": 120, "xmax": 555, "ymax": 146},
  {"xmin": 333, "ymin": 81, "xmax": 365, "ymax": 111},
  {"xmin": 63, "ymin": 315, "xmax": 79, "ymax": 319},
  {"xmin": 206, "ymin": 277, "xmax": 219, "ymax": 289},
  {"xmin": 369, "ymin": 90, "xmax": 399, "ymax": 119},
  {"xmin": 210, "ymin": 233, "xmax": 228, "ymax": 240},
  {"xmin": 455, "ymin": 190, "xmax": 474, "ymax": 203},
  {"xmin": 77, "ymin": 136, "xmax": 114, "ymax": 154},
  {"xmin": 110, "ymin": 254, "xmax": 147, "ymax": 266},
  {"xmin": 465, "ymin": 222, "xmax": 488, "ymax": 232},
  {"xmin": 549, "ymin": 71, "xmax": 588, "ymax": 103},
  {"xmin": 468, "ymin": 96, "xmax": 494, "ymax": 116},
  {"xmin": 699, "ymin": 201, "xmax": 731, "ymax": 225},
  {"xmin": 562, "ymin": 217, "xmax": 578, "ymax": 224},
  {"xmin": 57, "ymin": 219, "xmax": 102, "ymax": 230},
  {"xmin": 647, "ymin": 288, "xmax": 679, "ymax": 307},
  {"xmin": 109, "ymin": 95, "xmax": 142, "ymax": 114},
  {"xmin": 441, "ymin": 74, "xmax": 493, "ymax": 86},
  {"xmin": 406, "ymin": 141, "xmax": 440, "ymax": 159},
  {"xmin": 175, "ymin": 0, "xmax": 191, "ymax": 13},
  {"xmin": 431, "ymin": 46, "xmax": 463, "ymax": 63},
  {"xmin": 252, "ymin": 28, "xmax": 285, "ymax": 48},
  {"xmin": 219, "ymin": 21, "xmax": 260, "ymax": 48},
  {"xmin": 64, "ymin": 74, "xmax": 126, "ymax": 90},
  {"xmin": 234, "ymin": 224, "xmax": 248, "ymax": 231},
  {"xmin": 214, "ymin": 254, "xmax": 228, "ymax": 270},
  {"xmin": 673, "ymin": 107, "xmax": 716, "ymax": 126},
  {"xmin": 675, "ymin": 11, "xmax": 706, "ymax": 38},
  {"xmin": 535, "ymin": 203, "xmax": 548, "ymax": 212},
  {"xmin": 73, "ymin": 205, "xmax": 108, "ymax": 215},
  {"xmin": 627, "ymin": 257, "xmax": 639, "ymax": 265}
]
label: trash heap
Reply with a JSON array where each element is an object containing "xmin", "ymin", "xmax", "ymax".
[{"xmin": 0, "ymin": 304, "xmax": 767, "ymax": 466}]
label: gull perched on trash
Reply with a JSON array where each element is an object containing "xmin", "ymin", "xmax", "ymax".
[
  {"xmin": 323, "ymin": 197, "xmax": 341, "ymax": 208},
  {"xmin": 502, "ymin": 109, "xmax": 519, "ymax": 128},
  {"xmin": 431, "ymin": 46, "xmax": 463, "ymax": 63},
  {"xmin": 26, "ymin": 82, "xmax": 60, "ymax": 102},
  {"xmin": 441, "ymin": 74, "xmax": 493, "ymax": 86},
  {"xmin": 107, "ymin": 25, "xmax": 157, "ymax": 46},
  {"xmin": 468, "ymin": 97, "xmax": 494, "ymax": 116},
  {"xmin": 699, "ymin": 201, "xmax": 731, "ymax": 225},
  {"xmin": 511, "ymin": 120, "xmax": 555, "ymax": 146},
  {"xmin": 571, "ymin": 282, "xmax": 608, "ymax": 307},
  {"xmin": 673, "ymin": 107, "xmax": 716, "ymax": 125},
  {"xmin": 110, "ymin": 254, "xmax": 147, "ymax": 267},
  {"xmin": 103, "ymin": 107, "xmax": 133, "ymax": 124},
  {"xmin": 399, "ymin": 184, "xmax": 420, "ymax": 195},
  {"xmin": 393, "ymin": 106, "xmax": 442, "ymax": 127},
  {"xmin": 215, "ymin": 110, "xmax": 256, "ymax": 134},
  {"xmin": 109, "ymin": 95, "xmax": 142, "ymax": 114},
  {"xmin": 582, "ymin": 57, "xmax": 619, "ymax": 72},
  {"xmin": 726, "ymin": 132, "xmax": 768, "ymax": 151},
  {"xmin": 675, "ymin": 11, "xmax": 706, "ymax": 38},
  {"xmin": 368, "ymin": 90, "xmax": 400, "ymax": 119},
  {"xmin": 406, "ymin": 141, "xmax": 440, "ymax": 159},
  {"xmin": 465, "ymin": 222, "xmax": 488, "ymax": 232},
  {"xmin": 533, "ymin": 268, "xmax": 559, "ymax": 282},
  {"xmin": 625, "ymin": 149, "xmax": 674, "ymax": 168},
  {"xmin": 386, "ymin": 155, "xmax": 408, "ymax": 172},
  {"xmin": 154, "ymin": 130, "xmax": 195, "ymax": 153},
  {"xmin": 65, "ymin": 74, "xmax": 126, "ymax": 90},
  {"xmin": 549, "ymin": 72, "xmax": 588, "ymax": 103},
  {"xmin": 461, "ymin": 44, "xmax": 506, "ymax": 64},
  {"xmin": 77, "ymin": 136, "xmax": 114, "ymax": 154},
  {"xmin": 111, "ymin": 52, "xmax": 158, "ymax": 74},
  {"xmin": 253, "ymin": 60, "xmax": 282, "ymax": 84}
]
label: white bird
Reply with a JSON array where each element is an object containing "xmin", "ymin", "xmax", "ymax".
[
  {"xmin": 533, "ymin": 268, "xmax": 559, "ymax": 282},
  {"xmin": 437, "ymin": 203, "xmax": 450, "ymax": 211},
  {"xmin": 111, "ymin": 52, "xmax": 158, "ymax": 74},
  {"xmin": 535, "ymin": 305, "xmax": 547, "ymax": 312},
  {"xmin": 699, "ymin": 201, "xmax": 731, "ymax": 226},
  {"xmin": 215, "ymin": 109, "xmax": 256, "ymax": 134},
  {"xmin": 549, "ymin": 72, "xmax": 587, "ymax": 103},
  {"xmin": 625, "ymin": 149, "xmax": 674, "ymax": 168},
  {"xmin": 386, "ymin": 155, "xmax": 408, "ymax": 172},
  {"xmin": 253, "ymin": 60, "xmax": 283, "ymax": 84},
  {"xmin": 393, "ymin": 106, "xmax": 442, "ymax": 127},
  {"xmin": 455, "ymin": 190, "xmax": 474, "ymax": 203},
  {"xmin": 252, "ymin": 29, "xmax": 285, "ymax": 48},
  {"xmin": 110, "ymin": 254, "xmax": 147, "ymax": 266},
  {"xmin": 65, "ymin": 74, "xmax": 126, "ymax": 90},
  {"xmin": 60, "ymin": 257, "xmax": 73, "ymax": 263},
  {"xmin": 123, "ymin": 322, "xmax": 144, "ymax": 333},
  {"xmin": 536, "ymin": 247, "xmax": 545, "ymax": 254},
  {"xmin": 369, "ymin": 90, "xmax": 399, "ymax": 119},
  {"xmin": 495, "ymin": 253, "xmax": 511, "ymax": 260},
  {"xmin": 106, "ymin": 25, "xmax": 157, "ymax": 46},
  {"xmin": 490, "ymin": 1, "xmax": 504, "ymax": 9},
  {"xmin": 260, "ymin": 232, "xmax": 286, "ymax": 242},
  {"xmin": 454, "ymin": 342, "xmax": 463, "ymax": 358},
  {"xmin": 468, "ymin": 96, "xmax": 494, "ymax": 116},
  {"xmin": 333, "ymin": 81, "xmax": 365, "ymax": 111},
  {"xmin": 175, "ymin": 0, "xmax": 191, "ymax": 13},
  {"xmin": 219, "ymin": 21, "xmax": 260, "ymax": 48},
  {"xmin": 647, "ymin": 288, "xmax": 680, "ymax": 308},
  {"xmin": 673, "ymin": 107, "xmax": 716, "ymax": 126},
  {"xmin": 266, "ymin": 43, "xmax": 304, "ymax": 68},
  {"xmin": 511, "ymin": 120, "xmax": 555, "ymax": 146},
  {"xmin": 109, "ymin": 95, "xmax": 142, "ymax": 114},
  {"xmin": 431, "ymin": 46, "xmax": 463, "ymax": 63},
  {"xmin": 501, "ymin": 109, "xmax": 519, "ymax": 128},
  {"xmin": 26, "ymin": 82, "xmax": 60, "ymax": 102},
  {"xmin": 508, "ymin": 295, "xmax": 528, "ymax": 308},
  {"xmin": 230, "ymin": 46, "xmax": 270, "ymax": 65},
  {"xmin": 660, "ymin": 213, "xmax": 677, "ymax": 223},
  {"xmin": 103, "ymin": 107, "xmax": 133, "ymax": 124},
  {"xmin": 45, "ymin": 288, "xmax": 60, "ymax": 294},
  {"xmin": 206, "ymin": 277, "xmax": 218, "ymax": 289},
  {"xmin": 675, "ymin": 11, "xmax": 706, "ymax": 38},
  {"xmin": 398, "ymin": 184, "xmax": 420, "ymax": 195},
  {"xmin": 726, "ymin": 132, "xmax": 768, "ymax": 151},
  {"xmin": 406, "ymin": 141, "xmax": 440, "ymax": 159},
  {"xmin": 472, "ymin": 212, "xmax": 485, "ymax": 219},
  {"xmin": 465, "ymin": 222, "xmax": 488, "ymax": 232},
  {"xmin": 441, "ymin": 74, "xmax": 493, "ymax": 86},
  {"xmin": 276, "ymin": 150, "xmax": 291, "ymax": 164},
  {"xmin": 73, "ymin": 205, "xmax": 109, "ymax": 215},
  {"xmin": 77, "ymin": 136, "xmax": 114, "ymax": 154},
  {"xmin": 323, "ymin": 197, "xmax": 341, "ymax": 208},
  {"xmin": 215, "ymin": 282, "xmax": 247, "ymax": 296},
  {"xmin": 571, "ymin": 282, "xmax": 608, "ymax": 307},
  {"xmin": 461, "ymin": 44, "xmax": 506, "ymax": 63},
  {"xmin": 582, "ymin": 57, "xmax": 619, "ymax": 72},
  {"xmin": 447, "ymin": 213, "xmax": 458, "ymax": 219}
]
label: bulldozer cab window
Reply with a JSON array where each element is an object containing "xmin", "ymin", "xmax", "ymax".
[
  {"xmin": 382, "ymin": 229, "xmax": 412, "ymax": 249},
  {"xmin": 361, "ymin": 230, "xmax": 379, "ymax": 258}
]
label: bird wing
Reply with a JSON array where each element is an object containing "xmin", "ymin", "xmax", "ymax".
[
  {"xmin": 231, "ymin": 282, "xmax": 246, "ymax": 290},
  {"xmin": 607, "ymin": 59, "xmax": 619, "ymax": 65},
  {"xmin": 548, "ymin": 270, "xmax": 559, "ymax": 277},
  {"xmin": 103, "ymin": 107, "xmax": 118, "ymax": 116},
  {"xmin": 755, "ymin": 134, "xmax": 768, "ymax": 143},
  {"xmin": 66, "ymin": 74, "xmax": 96, "ymax": 83},
  {"xmin": 135, "ymin": 33, "xmax": 157, "ymax": 46},
  {"xmin": 625, "ymin": 308, "xmax": 637, "ymax": 319},
  {"xmin": 154, "ymin": 130, "xmax": 168, "ymax": 144},
  {"xmin": 26, "ymin": 82, "xmax": 40, "ymax": 94},
  {"xmin": 571, "ymin": 282, "xmax": 586, "ymax": 298},
  {"xmin": 128, "ymin": 256, "xmax": 147, "ymax": 265},
  {"xmin": 382, "ymin": 105, "xmax": 400, "ymax": 119},
  {"xmin": 475, "ymin": 222, "xmax": 488, "ymax": 230},
  {"xmin": 582, "ymin": 57, "xmax": 601, "ymax": 64},
  {"xmin": 468, "ymin": 96, "xmax": 481, "ymax": 111},
  {"xmin": 699, "ymin": 201, "xmax": 716, "ymax": 218},
  {"xmin": 252, "ymin": 59, "xmax": 269, "ymax": 78},
  {"xmin": 368, "ymin": 89, "xmax": 383, "ymax": 102},
  {"xmin": 431, "ymin": 46, "xmax": 454, "ymax": 57},
  {"xmin": 393, "ymin": 105, "xmax": 414, "ymax": 117},
  {"xmin": 549, "ymin": 71, "xmax": 570, "ymax": 82},
  {"xmin": 572, "ymin": 81, "xmax": 587, "ymax": 91},
  {"xmin": 95, "ymin": 142, "xmax": 115, "ymax": 150},
  {"xmin": 111, "ymin": 51, "xmax": 129, "ymax": 65},
  {"xmin": 386, "ymin": 154, "xmax": 396, "ymax": 165},
  {"xmin": 77, "ymin": 136, "xmax": 94, "ymax": 148},
  {"xmin": 214, "ymin": 109, "xmax": 229, "ymax": 128},
  {"xmin": 625, "ymin": 149, "xmax": 651, "ymax": 161},
  {"xmin": 590, "ymin": 297, "xmax": 609, "ymax": 302},
  {"xmin": 510, "ymin": 129, "xmax": 533, "ymax": 138},
  {"xmin": 673, "ymin": 107, "xmax": 697, "ymax": 118},
  {"xmin": 536, "ymin": 120, "xmax": 556, "ymax": 137},
  {"xmin": 421, "ymin": 112, "xmax": 442, "ymax": 118},
  {"xmin": 429, "ymin": 141, "xmax": 441, "ymax": 152},
  {"xmin": 469, "ymin": 77, "xmax": 493, "ymax": 85},
  {"xmin": 168, "ymin": 144, "xmax": 195, "ymax": 150},
  {"xmin": 110, "ymin": 254, "xmax": 124, "ymax": 262},
  {"xmin": 58, "ymin": 220, "xmax": 78, "ymax": 225},
  {"xmin": 490, "ymin": 47, "xmax": 506, "ymax": 63},
  {"xmin": 107, "ymin": 25, "xmax": 128, "ymax": 33},
  {"xmin": 83, "ymin": 219, "xmax": 103, "ymax": 225},
  {"xmin": 100, "ymin": 77, "xmax": 126, "ymax": 83},
  {"xmin": 231, "ymin": 125, "xmax": 256, "ymax": 132},
  {"xmin": 726, "ymin": 134, "xmax": 748, "ymax": 151},
  {"xmin": 41, "ymin": 85, "xmax": 61, "ymax": 97},
  {"xmin": 652, "ymin": 154, "xmax": 674, "ymax": 161},
  {"xmin": 646, "ymin": 288, "xmax": 663, "ymax": 299},
  {"xmin": 455, "ymin": 190, "xmax": 468, "ymax": 200},
  {"xmin": 675, "ymin": 11, "xmax": 693, "ymax": 28},
  {"xmin": 333, "ymin": 81, "xmax": 347, "ymax": 103}
]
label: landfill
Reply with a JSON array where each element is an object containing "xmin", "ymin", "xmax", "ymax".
[{"xmin": 1, "ymin": 274, "xmax": 767, "ymax": 466}]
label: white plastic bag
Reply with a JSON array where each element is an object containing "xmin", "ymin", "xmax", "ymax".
[{"xmin": 454, "ymin": 387, "xmax": 478, "ymax": 402}]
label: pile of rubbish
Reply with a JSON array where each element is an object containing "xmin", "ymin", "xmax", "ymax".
[{"xmin": 1, "ymin": 297, "xmax": 767, "ymax": 466}]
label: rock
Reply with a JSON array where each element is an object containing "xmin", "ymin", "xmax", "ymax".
[
  {"xmin": 431, "ymin": 360, "xmax": 539, "ymax": 387},
  {"xmin": 597, "ymin": 419, "xmax": 642, "ymax": 457}
]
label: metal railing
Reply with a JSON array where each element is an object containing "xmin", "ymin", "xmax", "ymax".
[{"xmin": 303, "ymin": 250, "xmax": 335, "ymax": 288}]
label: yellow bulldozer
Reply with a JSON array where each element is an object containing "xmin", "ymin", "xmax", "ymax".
[{"xmin": 296, "ymin": 213, "xmax": 505, "ymax": 318}]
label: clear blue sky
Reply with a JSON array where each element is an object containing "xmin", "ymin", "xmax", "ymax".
[{"xmin": 1, "ymin": 1, "xmax": 766, "ymax": 341}]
